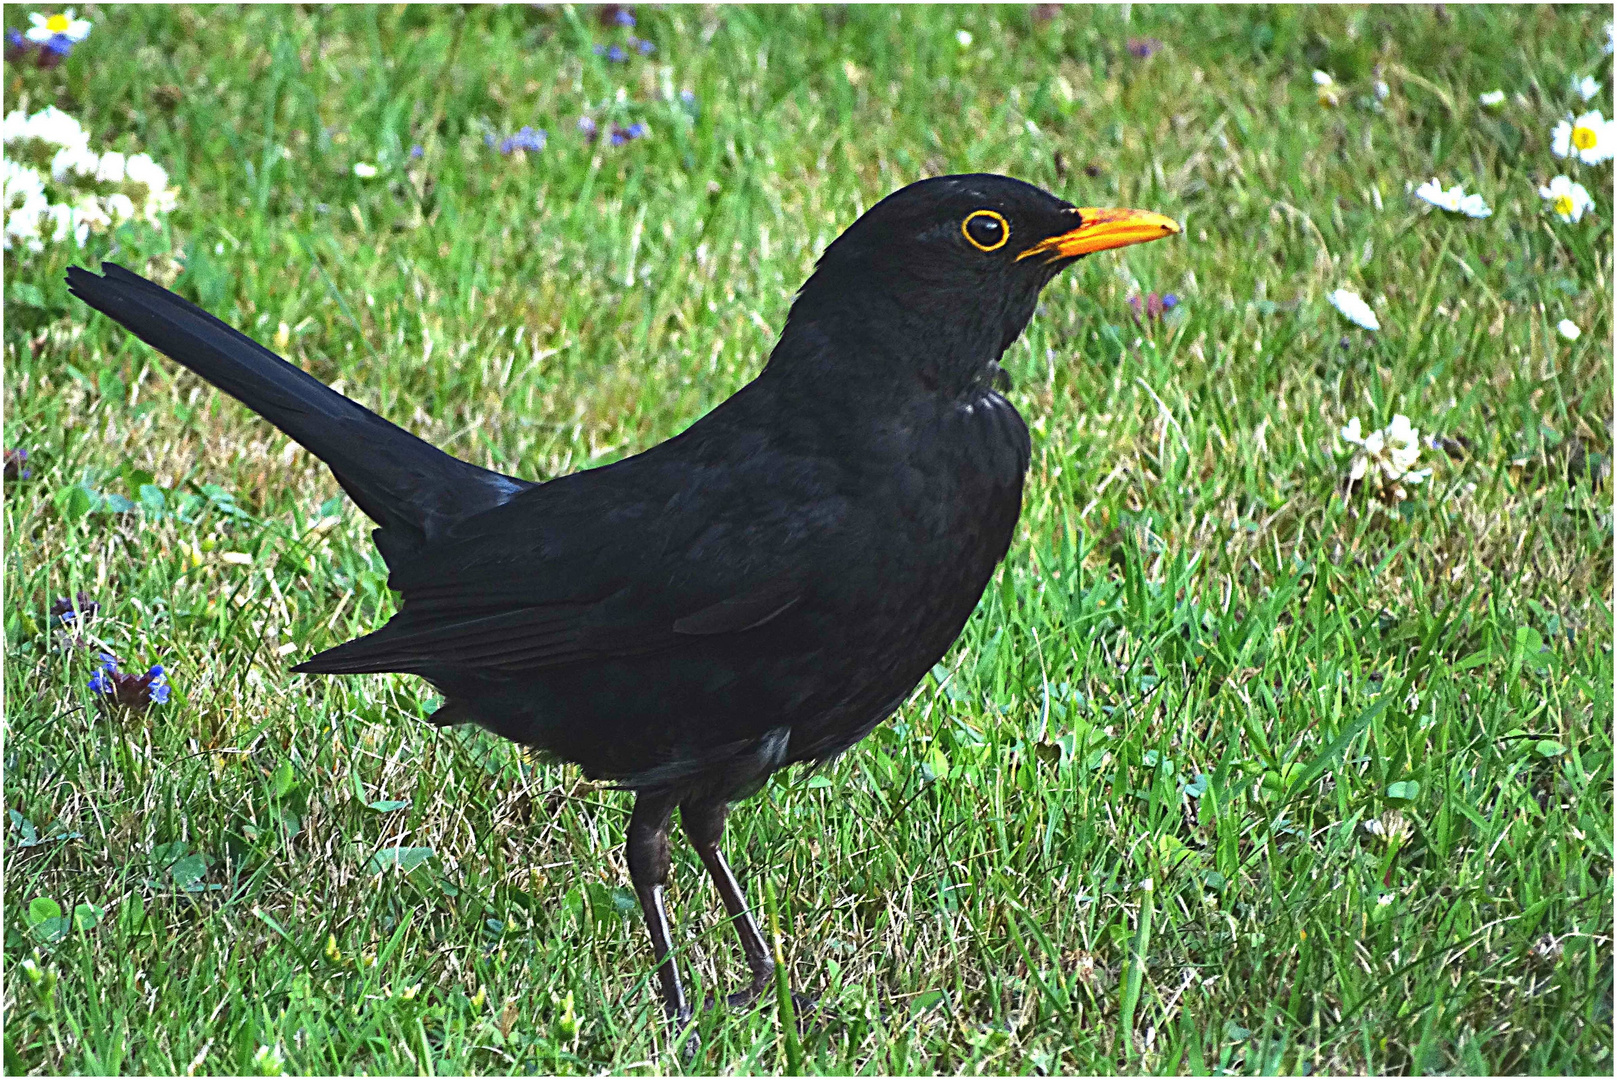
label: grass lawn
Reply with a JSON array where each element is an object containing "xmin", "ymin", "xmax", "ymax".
[{"xmin": 3, "ymin": 4, "xmax": 1612, "ymax": 1074}]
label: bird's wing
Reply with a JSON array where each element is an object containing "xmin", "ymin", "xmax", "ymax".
[{"xmin": 295, "ymin": 450, "xmax": 843, "ymax": 675}]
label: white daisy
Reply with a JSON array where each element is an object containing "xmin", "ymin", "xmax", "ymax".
[
  {"xmin": 1416, "ymin": 178, "xmax": 1490, "ymax": 217},
  {"xmin": 1557, "ymin": 319, "xmax": 1581, "ymax": 341},
  {"xmin": 25, "ymin": 10, "xmax": 92, "ymax": 45},
  {"xmin": 1329, "ymin": 289, "xmax": 1380, "ymax": 331},
  {"xmin": 1478, "ymin": 89, "xmax": 1506, "ymax": 107},
  {"xmin": 1415, "ymin": 177, "xmax": 1463, "ymax": 212},
  {"xmin": 1539, "ymin": 175, "xmax": 1595, "ymax": 222},
  {"xmin": 1551, "ymin": 110, "xmax": 1614, "ymax": 165},
  {"xmin": 352, "ymin": 162, "xmax": 378, "ymax": 179}
]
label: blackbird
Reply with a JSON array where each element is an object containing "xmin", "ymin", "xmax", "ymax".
[{"xmin": 67, "ymin": 173, "xmax": 1177, "ymax": 1026}]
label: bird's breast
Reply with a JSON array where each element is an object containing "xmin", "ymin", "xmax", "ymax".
[{"xmin": 828, "ymin": 389, "xmax": 1029, "ymax": 638}]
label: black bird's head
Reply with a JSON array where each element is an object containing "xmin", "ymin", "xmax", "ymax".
[{"xmin": 779, "ymin": 173, "xmax": 1179, "ymax": 392}]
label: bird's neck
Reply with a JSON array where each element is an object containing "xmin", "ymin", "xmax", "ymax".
[{"xmin": 768, "ymin": 286, "xmax": 1018, "ymax": 403}]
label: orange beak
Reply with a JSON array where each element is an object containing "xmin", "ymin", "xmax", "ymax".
[{"xmin": 1017, "ymin": 207, "xmax": 1181, "ymax": 262}]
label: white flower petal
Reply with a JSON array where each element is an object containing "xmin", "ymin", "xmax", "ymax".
[
  {"xmin": 1551, "ymin": 119, "xmax": 1574, "ymax": 158},
  {"xmin": 94, "ymin": 150, "xmax": 126, "ymax": 184},
  {"xmin": 1329, "ymin": 289, "xmax": 1380, "ymax": 331},
  {"xmin": 1478, "ymin": 90, "xmax": 1506, "ymax": 107},
  {"xmin": 1558, "ymin": 319, "xmax": 1581, "ymax": 341}
]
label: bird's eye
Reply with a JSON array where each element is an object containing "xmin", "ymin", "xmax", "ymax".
[{"xmin": 962, "ymin": 209, "xmax": 1009, "ymax": 252}]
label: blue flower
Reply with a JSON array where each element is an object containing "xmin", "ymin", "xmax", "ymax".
[
  {"xmin": 87, "ymin": 654, "xmax": 172, "ymax": 709},
  {"xmin": 497, "ymin": 126, "xmax": 547, "ymax": 154},
  {"xmin": 608, "ymin": 122, "xmax": 648, "ymax": 147},
  {"xmin": 409, "ymin": 144, "xmax": 424, "ymax": 159},
  {"xmin": 607, "ymin": 44, "xmax": 627, "ymax": 62},
  {"xmin": 1161, "ymin": 294, "xmax": 1179, "ymax": 311},
  {"xmin": 615, "ymin": 9, "xmax": 636, "ymax": 27},
  {"xmin": 633, "ymin": 37, "xmax": 655, "ymax": 55},
  {"xmin": 578, "ymin": 116, "xmax": 598, "ymax": 139},
  {"xmin": 147, "ymin": 667, "xmax": 171, "ymax": 704}
]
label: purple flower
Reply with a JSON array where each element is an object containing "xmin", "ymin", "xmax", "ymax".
[
  {"xmin": 608, "ymin": 122, "xmax": 647, "ymax": 147},
  {"xmin": 578, "ymin": 116, "xmax": 598, "ymax": 140},
  {"xmin": 409, "ymin": 144, "xmax": 424, "ymax": 159},
  {"xmin": 88, "ymin": 655, "xmax": 171, "ymax": 709},
  {"xmin": 4, "ymin": 28, "xmax": 29, "ymax": 59},
  {"xmin": 497, "ymin": 126, "xmax": 547, "ymax": 154},
  {"xmin": 50, "ymin": 593, "xmax": 100, "ymax": 625},
  {"xmin": 607, "ymin": 44, "xmax": 627, "ymax": 63},
  {"xmin": 633, "ymin": 37, "xmax": 655, "ymax": 55},
  {"xmin": 1126, "ymin": 37, "xmax": 1164, "ymax": 59},
  {"xmin": 615, "ymin": 9, "xmax": 636, "ymax": 27},
  {"xmin": 597, "ymin": 5, "xmax": 635, "ymax": 28},
  {"xmin": 1161, "ymin": 293, "xmax": 1179, "ymax": 311}
]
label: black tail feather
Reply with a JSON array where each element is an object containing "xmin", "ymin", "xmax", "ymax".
[{"xmin": 67, "ymin": 262, "xmax": 529, "ymax": 563}]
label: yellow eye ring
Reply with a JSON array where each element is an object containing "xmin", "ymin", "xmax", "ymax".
[{"xmin": 962, "ymin": 209, "xmax": 1009, "ymax": 252}]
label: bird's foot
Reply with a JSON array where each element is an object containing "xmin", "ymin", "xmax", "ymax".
[
  {"xmin": 704, "ymin": 979, "xmax": 819, "ymax": 1023},
  {"xmin": 669, "ymin": 1007, "xmax": 701, "ymax": 1064}
]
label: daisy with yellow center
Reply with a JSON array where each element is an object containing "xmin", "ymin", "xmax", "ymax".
[
  {"xmin": 25, "ymin": 9, "xmax": 92, "ymax": 44},
  {"xmin": 1539, "ymin": 175, "xmax": 1595, "ymax": 223},
  {"xmin": 1551, "ymin": 110, "xmax": 1614, "ymax": 165}
]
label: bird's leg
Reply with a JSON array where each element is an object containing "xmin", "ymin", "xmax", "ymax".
[
  {"xmin": 680, "ymin": 799, "xmax": 776, "ymax": 1007},
  {"xmin": 626, "ymin": 792, "xmax": 690, "ymax": 1025}
]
